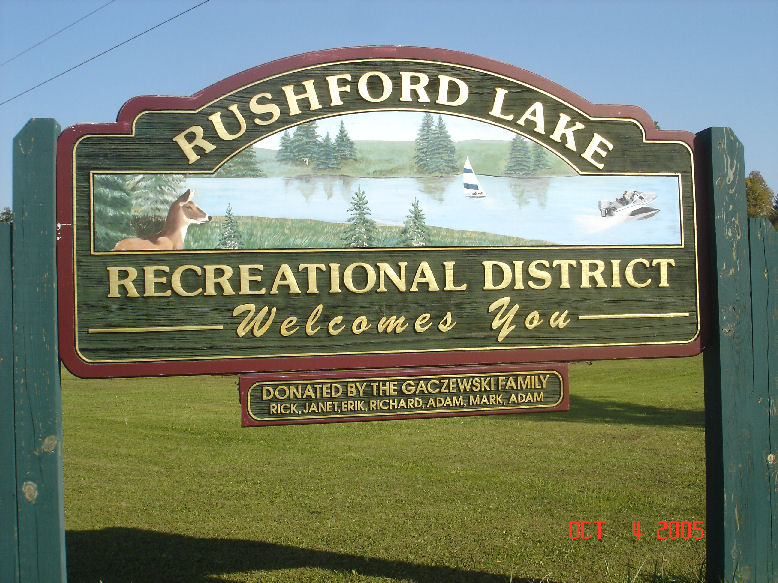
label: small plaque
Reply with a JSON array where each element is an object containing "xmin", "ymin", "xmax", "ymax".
[{"xmin": 240, "ymin": 364, "xmax": 568, "ymax": 426}]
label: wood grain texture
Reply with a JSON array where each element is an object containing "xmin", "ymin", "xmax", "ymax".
[
  {"xmin": 700, "ymin": 127, "xmax": 775, "ymax": 583},
  {"xmin": 12, "ymin": 118, "xmax": 65, "ymax": 583},
  {"xmin": 748, "ymin": 218, "xmax": 777, "ymax": 582},
  {"xmin": 0, "ymin": 223, "xmax": 19, "ymax": 582}
]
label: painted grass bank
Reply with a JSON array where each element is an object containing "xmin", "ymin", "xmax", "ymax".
[
  {"xmin": 185, "ymin": 215, "xmax": 550, "ymax": 250},
  {"xmin": 62, "ymin": 357, "xmax": 705, "ymax": 582}
]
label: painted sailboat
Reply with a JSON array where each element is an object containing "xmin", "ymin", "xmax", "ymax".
[
  {"xmin": 597, "ymin": 190, "xmax": 659, "ymax": 220},
  {"xmin": 463, "ymin": 156, "xmax": 487, "ymax": 198}
]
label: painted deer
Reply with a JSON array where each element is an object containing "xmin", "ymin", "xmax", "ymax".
[{"xmin": 113, "ymin": 189, "xmax": 211, "ymax": 251}]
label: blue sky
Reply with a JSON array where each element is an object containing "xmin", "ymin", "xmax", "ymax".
[{"xmin": 1, "ymin": 0, "xmax": 776, "ymax": 210}]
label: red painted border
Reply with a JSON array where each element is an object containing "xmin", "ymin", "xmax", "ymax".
[
  {"xmin": 239, "ymin": 363, "xmax": 570, "ymax": 426},
  {"xmin": 56, "ymin": 46, "xmax": 704, "ymax": 378}
]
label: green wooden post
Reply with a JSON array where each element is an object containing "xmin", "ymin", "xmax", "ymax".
[
  {"xmin": 1, "ymin": 222, "xmax": 19, "ymax": 582},
  {"xmin": 700, "ymin": 127, "xmax": 776, "ymax": 582},
  {"xmin": 747, "ymin": 218, "xmax": 777, "ymax": 583},
  {"xmin": 11, "ymin": 118, "xmax": 65, "ymax": 582}
]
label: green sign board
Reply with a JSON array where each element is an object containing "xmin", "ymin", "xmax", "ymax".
[{"xmin": 56, "ymin": 47, "xmax": 702, "ymax": 377}]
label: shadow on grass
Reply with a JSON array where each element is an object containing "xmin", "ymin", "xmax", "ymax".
[
  {"xmin": 520, "ymin": 395, "xmax": 704, "ymax": 428},
  {"xmin": 66, "ymin": 527, "xmax": 560, "ymax": 583}
]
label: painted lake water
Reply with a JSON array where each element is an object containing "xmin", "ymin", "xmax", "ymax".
[{"xmin": 186, "ymin": 174, "xmax": 682, "ymax": 246}]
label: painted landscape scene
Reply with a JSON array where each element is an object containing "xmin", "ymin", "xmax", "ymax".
[{"xmin": 93, "ymin": 112, "xmax": 682, "ymax": 251}]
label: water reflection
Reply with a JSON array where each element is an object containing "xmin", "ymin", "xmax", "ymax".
[
  {"xmin": 186, "ymin": 173, "xmax": 682, "ymax": 246},
  {"xmin": 508, "ymin": 177, "xmax": 549, "ymax": 208},
  {"xmin": 413, "ymin": 176, "xmax": 457, "ymax": 200}
]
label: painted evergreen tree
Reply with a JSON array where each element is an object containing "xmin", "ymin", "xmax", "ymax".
[
  {"xmin": 532, "ymin": 144, "xmax": 551, "ymax": 174},
  {"xmin": 93, "ymin": 174, "xmax": 133, "ymax": 249},
  {"xmin": 276, "ymin": 130, "xmax": 296, "ymax": 163},
  {"xmin": 314, "ymin": 132, "xmax": 340, "ymax": 169},
  {"xmin": 428, "ymin": 115, "xmax": 458, "ymax": 175},
  {"xmin": 334, "ymin": 120, "xmax": 357, "ymax": 161},
  {"xmin": 290, "ymin": 121, "xmax": 320, "ymax": 165},
  {"xmin": 505, "ymin": 135, "xmax": 533, "ymax": 175},
  {"xmin": 400, "ymin": 198, "xmax": 429, "ymax": 247},
  {"xmin": 414, "ymin": 113, "xmax": 435, "ymax": 172},
  {"xmin": 342, "ymin": 187, "xmax": 376, "ymax": 248},
  {"xmin": 216, "ymin": 147, "xmax": 263, "ymax": 177},
  {"xmin": 130, "ymin": 174, "xmax": 185, "ymax": 216},
  {"xmin": 217, "ymin": 203, "xmax": 243, "ymax": 249}
]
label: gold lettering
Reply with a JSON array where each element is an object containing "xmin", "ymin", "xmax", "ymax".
[
  {"xmin": 329, "ymin": 263, "xmax": 341, "ymax": 293},
  {"xmin": 352, "ymin": 315, "xmax": 371, "ymax": 334},
  {"xmin": 488, "ymin": 88, "xmax": 514, "ymax": 121},
  {"xmin": 443, "ymin": 261, "xmax": 467, "ymax": 291},
  {"xmin": 550, "ymin": 310, "xmax": 570, "ymax": 328},
  {"xmin": 549, "ymin": 113, "xmax": 585, "ymax": 151},
  {"xmin": 414, "ymin": 313, "xmax": 432, "ymax": 332},
  {"xmin": 107, "ymin": 266, "xmax": 139, "ymax": 298},
  {"xmin": 410, "ymin": 261, "xmax": 439, "ymax": 292},
  {"xmin": 306, "ymin": 304, "xmax": 323, "ymax": 335},
  {"xmin": 282, "ymin": 80, "xmax": 322, "ymax": 115},
  {"xmin": 280, "ymin": 316, "xmax": 299, "ymax": 336},
  {"xmin": 143, "ymin": 265, "xmax": 170, "ymax": 297},
  {"xmin": 204, "ymin": 265, "xmax": 235, "ymax": 296},
  {"xmin": 436, "ymin": 74, "xmax": 468, "ymax": 106},
  {"xmin": 326, "ymin": 73, "xmax": 352, "ymax": 106},
  {"xmin": 527, "ymin": 259, "xmax": 551, "ymax": 290},
  {"xmin": 233, "ymin": 304, "xmax": 276, "ymax": 337},
  {"xmin": 438, "ymin": 312, "xmax": 456, "ymax": 332},
  {"xmin": 581, "ymin": 133, "xmax": 613, "ymax": 169},
  {"xmin": 357, "ymin": 71, "xmax": 392, "ymax": 103},
  {"xmin": 552, "ymin": 259, "xmax": 577, "ymax": 289},
  {"xmin": 625, "ymin": 258, "xmax": 651, "ymax": 288},
  {"xmin": 517, "ymin": 102, "xmax": 545, "ymax": 135},
  {"xmin": 525, "ymin": 311, "xmax": 543, "ymax": 329},
  {"xmin": 580, "ymin": 259, "xmax": 606, "ymax": 288},
  {"xmin": 298, "ymin": 263, "xmax": 326, "ymax": 294},
  {"xmin": 376, "ymin": 262, "xmax": 407, "ymax": 292},
  {"xmin": 652, "ymin": 258, "xmax": 675, "ymax": 287},
  {"xmin": 270, "ymin": 264, "xmax": 301, "ymax": 294},
  {"xmin": 482, "ymin": 260, "xmax": 511, "ymax": 290},
  {"xmin": 343, "ymin": 262, "xmax": 377, "ymax": 293},
  {"xmin": 513, "ymin": 261, "xmax": 525, "ymax": 289},
  {"xmin": 611, "ymin": 259, "xmax": 622, "ymax": 288},
  {"xmin": 328, "ymin": 315, "xmax": 345, "ymax": 335},
  {"xmin": 172, "ymin": 125, "xmax": 216, "ymax": 164},
  {"xmin": 488, "ymin": 296, "xmax": 519, "ymax": 342},
  {"xmin": 399, "ymin": 72, "xmax": 430, "ymax": 102},
  {"xmin": 172, "ymin": 264, "xmax": 202, "ymax": 296},
  {"xmin": 249, "ymin": 93, "xmax": 281, "ymax": 125},
  {"xmin": 208, "ymin": 103, "xmax": 247, "ymax": 141},
  {"xmin": 239, "ymin": 264, "xmax": 265, "ymax": 295},
  {"xmin": 378, "ymin": 315, "xmax": 408, "ymax": 334}
]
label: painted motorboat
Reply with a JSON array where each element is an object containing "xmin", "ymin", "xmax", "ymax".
[{"xmin": 598, "ymin": 190, "xmax": 658, "ymax": 219}]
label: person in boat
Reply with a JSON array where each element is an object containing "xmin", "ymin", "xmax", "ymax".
[{"xmin": 619, "ymin": 190, "xmax": 648, "ymax": 205}]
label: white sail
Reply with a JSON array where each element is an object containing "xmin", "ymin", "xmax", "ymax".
[{"xmin": 463, "ymin": 156, "xmax": 486, "ymax": 198}]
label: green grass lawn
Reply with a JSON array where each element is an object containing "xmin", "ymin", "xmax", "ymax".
[{"xmin": 62, "ymin": 356, "xmax": 706, "ymax": 583}]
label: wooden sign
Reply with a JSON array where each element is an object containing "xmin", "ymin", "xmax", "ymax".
[
  {"xmin": 240, "ymin": 364, "xmax": 568, "ymax": 426},
  {"xmin": 56, "ymin": 46, "xmax": 703, "ymax": 377}
]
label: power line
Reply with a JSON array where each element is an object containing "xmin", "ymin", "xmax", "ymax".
[
  {"xmin": 0, "ymin": 0, "xmax": 120, "ymax": 68},
  {"xmin": 0, "ymin": 0, "xmax": 211, "ymax": 108}
]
